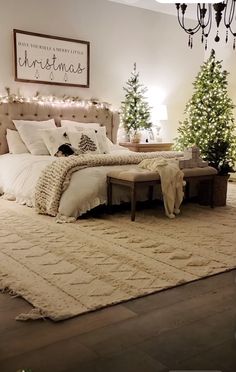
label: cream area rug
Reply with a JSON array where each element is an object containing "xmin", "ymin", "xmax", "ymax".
[{"xmin": 1, "ymin": 184, "xmax": 236, "ymax": 321}]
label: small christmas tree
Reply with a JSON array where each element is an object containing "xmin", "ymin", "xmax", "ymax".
[
  {"xmin": 121, "ymin": 63, "xmax": 152, "ymax": 135},
  {"xmin": 79, "ymin": 134, "xmax": 97, "ymax": 153},
  {"xmin": 175, "ymin": 50, "xmax": 236, "ymax": 174}
]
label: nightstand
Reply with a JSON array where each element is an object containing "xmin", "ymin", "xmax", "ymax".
[{"xmin": 119, "ymin": 142, "xmax": 173, "ymax": 152}]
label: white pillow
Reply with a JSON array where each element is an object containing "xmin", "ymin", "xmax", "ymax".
[
  {"xmin": 61, "ymin": 120, "xmax": 100, "ymax": 131},
  {"xmin": 67, "ymin": 130, "xmax": 101, "ymax": 154},
  {"xmin": 6, "ymin": 129, "xmax": 29, "ymax": 154},
  {"xmin": 94, "ymin": 127, "xmax": 110, "ymax": 154},
  {"xmin": 41, "ymin": 127, "xmax": 71, "ymax": 156},
  {"xmin": 13, "ymin": 119, "xmax": 56, "ymax": 155},
  {"xmin": 61, "ymin": 121, "xmax": 109, "ymax": 154}
]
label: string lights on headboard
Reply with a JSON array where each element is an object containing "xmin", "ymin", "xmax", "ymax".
[
  {"xmin": 0, "ymin": 88, "xmax": 120, "ymax": 155},
  {"xmin": 0, "ymin": 87, "xmax": 113, "ymax": 111}
]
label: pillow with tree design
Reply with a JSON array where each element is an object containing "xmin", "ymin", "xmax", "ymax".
[{"xmin": 67, "ymin": 130, "xmax": 101, "ymax": 154}]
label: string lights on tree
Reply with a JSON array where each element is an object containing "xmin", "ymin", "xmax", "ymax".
[
  {"xmin": 175, "ymin": 49, "xmax": 236, "ymax": 174},
  {"xmin": 121, "ymin": 63, "xmax": 152, "ymax": 137}
]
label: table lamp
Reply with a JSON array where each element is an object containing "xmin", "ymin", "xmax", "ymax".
[{"xmin": 152, "ymin": 104, "xmax": 168, "ymax": 142}]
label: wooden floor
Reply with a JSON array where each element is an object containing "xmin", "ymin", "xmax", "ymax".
[{"xmin": 0, "ymin": 270, "xmax": 236, "ymax": 372}]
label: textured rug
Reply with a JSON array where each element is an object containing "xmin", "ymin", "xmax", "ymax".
[{"xmin": 1, "ymin": 184, "xmax": 236, "ymax": 321}]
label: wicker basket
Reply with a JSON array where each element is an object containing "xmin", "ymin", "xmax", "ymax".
[
  {"xmin": 198, "ymin": 174, "xmax": 229, "ymax": 207},
  {"xmin": 213, "ymin": 174, "xmax": 230, "ymax": 207}
]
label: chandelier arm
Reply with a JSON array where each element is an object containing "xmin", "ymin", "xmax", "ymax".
[
  {"xmin": 225, "ymin": 0, "xmax": 236, "ymax": 36},
  {"xmin": 175, "ymin": 0, "xmax": 236, "ymax": 49},
  {"xmin": 179, "ymin": 16, "xmax": 201, "ymax": 34},
  {"xmin": 228, "ymin": 24, "xmax": 236, "ymax": 36},
  {"xmin": 224, "ymin": 0, "xmax": 234, "ymax": 25},
  {"xmin": 196, "ymin": 3, "xmax": 212, "ymax": 42},
  {"xmin": 185, "ymin": 4, "xmax": 203, "ymax": 33},
  {"xmin": 176, "ymin": 4, "xmax": 201, "ymax": 34},
  {"xmin": 201, "ymin": 5, "xmax": 212, "ymax": 37},
  {"xmin": 203, "ymin": 5, "xmax": 212, "ymax": 28},
  {"xmin": 197, "ymin": 4, "xmax": 210, "ymax": 27}
]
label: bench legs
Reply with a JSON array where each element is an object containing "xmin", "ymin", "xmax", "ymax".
[
  {"xmin": 148, "ymin": 185, "xmax": 154, "ymax": 202},
  {"xmin": 107, "ymin": 177, "xmax": 112, "ymax": 212},
  {"xmin": 108, "ymin": 179, "xmax": 137, "ymax": 221},
  {"xmin": 210, "ymin": 177, "xmax": 215, "ymax": 208},
  {"xmin": 131, "ymin": 183, "xmax": 154, "ymax": 221},
  {"xmin": 107, "ymin": 178, "xmax": 158, "ymax": 222},
  {"xmin": 107, "ymin": 175, "xmax": 216, "ymax": 221},
  {"xmin": 131, "ymin": 183, "xmax": 136, "ymax": 221}
]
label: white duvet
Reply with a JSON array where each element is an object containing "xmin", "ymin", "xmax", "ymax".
[{"xmin": 0, "ymin": 148, "xmax": 152, "ymax": 219}]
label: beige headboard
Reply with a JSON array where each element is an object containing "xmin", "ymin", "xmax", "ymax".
[{"xmin": 0, "ymin": 102, "xmax": 120, "ymax": 155}]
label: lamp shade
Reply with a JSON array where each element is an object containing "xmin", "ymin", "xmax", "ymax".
[{"xmin": 154, "ymin": 104, "xmax": 168, "ymax": 121}]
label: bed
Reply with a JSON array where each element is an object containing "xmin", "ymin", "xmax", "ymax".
[{"xmin": 0, "ymin": 101, "xmax": 182, "ymax": 220}]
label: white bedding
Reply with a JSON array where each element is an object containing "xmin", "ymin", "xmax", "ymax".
[{"xmin": 0, "ymin": 147, "xmax": 152, "ymax": 219}]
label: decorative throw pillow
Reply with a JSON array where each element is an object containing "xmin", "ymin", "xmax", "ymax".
[
  {"xmin": 61, "ymin": 121, "xmax": 109, "ymax": 154},
  {"xmin": 67, "ymin": 130, "xmax": 100, "ymax": 154},
  {"xmin": 13, "ymin": 119, "xmax": 56, "ymax": 155},
  {"xmin": 41, "ymin": 127, "xmax": 71, "ymax": 156},
  {"xmin": 61, "ymin": 120, "xmax": 100, "ymax": 131},
  {"xmin": 94, "ymin": 127, "xmax": 110, "ymax": 154},
  {"xmin": 6, "ymin": 129, "xmax": 29, "ymax": 154}
]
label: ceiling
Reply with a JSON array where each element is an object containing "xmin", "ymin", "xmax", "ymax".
[{"xmin": 108, "ymin": 0, "xmax": 196, "ymax": 19}]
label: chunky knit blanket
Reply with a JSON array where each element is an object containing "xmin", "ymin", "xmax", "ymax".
[
  {"xmin": 35, "ymin": 151, "xmax": 182, "ymax": 217},
  {"xmin": 139, "ymin": 158, "xmax": 184, "ymax": 218}
]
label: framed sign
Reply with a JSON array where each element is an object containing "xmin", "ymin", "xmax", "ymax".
[{"xmin": 13, "ymin": 29, "xmax": 90, "ymax": 87}]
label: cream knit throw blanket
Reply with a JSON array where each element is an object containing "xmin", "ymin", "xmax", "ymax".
[
  {"xmin": 139, "ymin": 158, "xmax": 184, "ymax": 219},
  {"xmin": 35, "ymin": 151, "xmax": 181, "ymax": 217}
]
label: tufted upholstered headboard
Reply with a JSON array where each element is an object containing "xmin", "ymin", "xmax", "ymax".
[{"xmin": 0, "ymin": 102, "xmax": 120, "ymax": 155}]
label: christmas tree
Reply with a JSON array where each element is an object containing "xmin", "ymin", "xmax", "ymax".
[
  {"xmin": 79, "ymin": 134, "xmax": 97, "ymax": 153},
  {"xmin": 175, "ymin": 50, "xmax": 236, "ymax": 175},
  {"xmin": 121, "ymin": 63, "xmax": 152, "ymax": 135}
]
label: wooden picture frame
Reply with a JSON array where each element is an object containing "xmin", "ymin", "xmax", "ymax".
[{"xmin": 13, "ymin": 29, "xmax": 90, "ymax": 88}]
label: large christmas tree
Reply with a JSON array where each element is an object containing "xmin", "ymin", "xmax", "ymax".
[
  {"xmin": 121, "ymin": 63, "xmax": 152, "ymax": 134},
  {"xmin": 175, "ymin": 50, "xmax": 236, "ymax": 174}
]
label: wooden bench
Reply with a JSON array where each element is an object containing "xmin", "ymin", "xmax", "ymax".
[{"xmin": 107, "ymin": 166, "xmax": 217, "ymax": 221}]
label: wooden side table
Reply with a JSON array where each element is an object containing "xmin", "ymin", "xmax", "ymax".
[{"xmin": 119, "ymin": 142, "xmax": 173, "ymax": 152}]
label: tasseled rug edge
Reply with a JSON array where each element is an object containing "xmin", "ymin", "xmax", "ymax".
[{"xmin": 0, "ymin": 282, "xmax": 47, "ymax": 321}]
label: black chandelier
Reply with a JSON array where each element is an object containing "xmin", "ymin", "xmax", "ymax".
[{"xmin": 176, "ymin": 1, "xmax": 236, "ymax": 50}]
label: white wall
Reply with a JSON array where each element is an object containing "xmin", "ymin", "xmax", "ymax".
[{"xmin": 0, "ymin": 0, "xmax": 204, "ymax": 141}]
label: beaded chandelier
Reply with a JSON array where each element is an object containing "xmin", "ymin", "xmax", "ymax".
[{"xmin": 175, "ymin": 1, "xmax": 236, "ymax": 50}]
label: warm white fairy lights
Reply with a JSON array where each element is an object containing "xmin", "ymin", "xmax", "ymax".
[
  {"xmin": 121, "ymin": 63, "xmax": 152, "ymax": 134},
  {"xmin": 175, "ymin": 50, "xmax": 236, "ymax": 174},
  {"xmin": 0, "ymin": 88, "xmax": 113, "ymax": 111}
]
